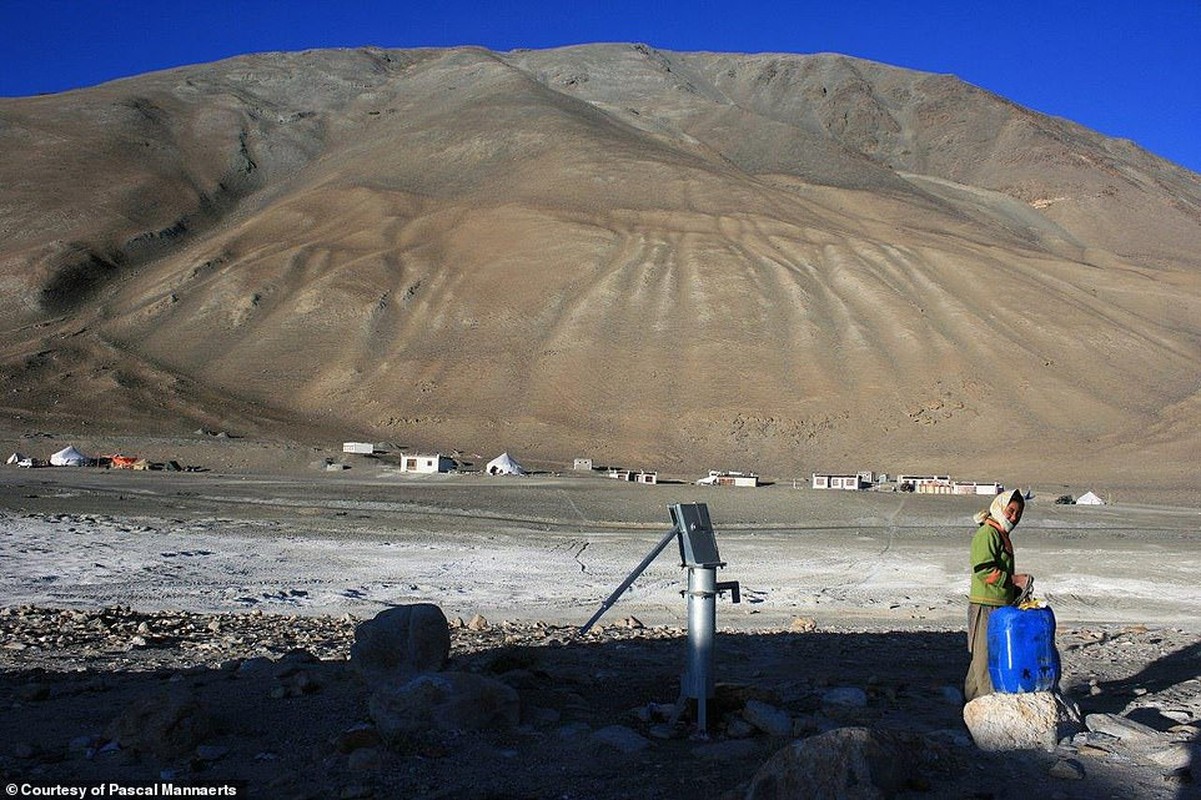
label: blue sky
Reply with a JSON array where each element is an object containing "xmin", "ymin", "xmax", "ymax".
[{"xmin": 3, "ymin": 0, "xmax": 1199, "ymax": 174}]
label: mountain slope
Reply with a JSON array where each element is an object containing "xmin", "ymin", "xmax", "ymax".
[{"xmin": 1, "ymin": 44, "xmax": 1198, "ymax": 489}]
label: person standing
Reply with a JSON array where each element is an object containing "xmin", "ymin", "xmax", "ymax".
[{"xmin": 964, "ymin": 489, "xmax": 1030, "ymax": 702}]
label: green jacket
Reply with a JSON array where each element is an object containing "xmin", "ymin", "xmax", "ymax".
[{"xmin": 969, "ymin": 523, "xmax": 1017, "ymax": 606}]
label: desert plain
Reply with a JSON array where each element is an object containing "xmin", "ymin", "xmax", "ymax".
[{"xmin": 0, "ymin": 431, "xmax": 1198, "ymax": 799}]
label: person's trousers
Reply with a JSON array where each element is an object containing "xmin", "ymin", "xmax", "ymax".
[{"xmin": 964, "ymin": 602, "xmax": 997, "ymax": 702}]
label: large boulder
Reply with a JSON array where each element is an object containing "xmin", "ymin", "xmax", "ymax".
[
  {"xmin": 963, "ymin": 691, "xmax": 1082, "ymax": 752},
  {"xmin": 744, "ymin": 727, "xmax": 944, "ymax": 800},
  {"xmin": 369, "ymin": 672, "xmax": 520, "ymax": 742},
  {"xmin": 104, "ymin": 688, "xmax": 213, "ymax": 760},
  {"xmin": 350, "ymin": 604, "xmax": 450, "ymax": 685}
]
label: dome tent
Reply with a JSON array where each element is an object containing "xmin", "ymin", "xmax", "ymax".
[
  {"xmin": 49, "ymin": 445, "xmax": 89, "ymax": 467},
  {"xmin": 485, "ymin": 452, "xmax": 526, "ymax": 476}
]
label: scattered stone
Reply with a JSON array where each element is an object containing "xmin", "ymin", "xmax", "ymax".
[
  {"xmin": 347, "ymin": 747, "xmax": 382, "ymax": 771},
  {"xmin": 963, "ymin": 692, "xmax": 1082, "ymax": 752},
  {"xmin": 467, "ymin": 613, "xmax": 489, "ymax": 631},
  {"xmin": 742, "ymin": 699, "xmax": 793, "ymax": 737},
  {"xmin": 925, "ymin": 728, "xmax": 972, "ymax": 748},
  {"xmin": 691, "ymin": 739, "xmax": 759, "ymax": 762},
  {"xmin": 105, "ymin": 688, "xmax": 214, "ymax": 759},
  {"xmin": 1084, "ymin": 712, "xmax": 1165, "ymax": 746},
  {"xmin": 647, "ymin": 723, "xmax": 677, "ymax": 740},
  {"xmin": 333, "ymin": 724, "xmax": 382, "ymax": 754},
  {"xmin": 822, "ymin": 687, "xmax": 868, "ymax": 709},
  {"xmin": 1048, "ymin": 758, "xmax": 1085, "ymax": 780},
  {"xmin": 369, "ymin": 672, "xmax": 519, "ymax": 741},
  {"xmin": 745, "ymin": 727, "xmax": 941, "ymax": 800},
  {"xmin": 791, "ymin": 714, "xmax": 826, "ymax": 738},
  {"xmin": 1148, "ymin": 742, "xmax": 1198, "ymax": 770},
  {"xmin": 725, "ymin": 716, "xmax": 755, "ymax": 739},
  {"xmin": 556, "ymin": 722, "xmax": 592, "ymax": 739},
  {"xmin": 350, "ymin": 604, "xmax": 450, "ymax": 686},
  {"xmin": 789, "ymin": 616, "xmax": 817, "ymax": 633},
  {"xmin": 591, "ymin": 724, "xmax": 651, "ymax": 754}
]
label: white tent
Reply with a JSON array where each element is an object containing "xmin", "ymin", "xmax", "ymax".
[
  {"xmin": 1076, "ymin": 491, "xmax": 1105, "ymax": 506},
  {"xmin": 486, "ymin": 452, "xmax": 526, "ymax": 476},
  {"xmin": 49, "ymin": 445, "xmax": 89, "ymax": 467},
  {"xmin": 6, "ymin": 453, "xmax": 32, "ymax": 468}
]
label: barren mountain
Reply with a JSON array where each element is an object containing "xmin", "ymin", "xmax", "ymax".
[{"xmin": 1, "ymin": 44, "xmax": 1199, "ymax": 492}]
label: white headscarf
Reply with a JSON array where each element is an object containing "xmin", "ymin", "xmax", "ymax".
[{"xmin": 973, "ymin": 489, "xmax": 1023, "ymax": 531}]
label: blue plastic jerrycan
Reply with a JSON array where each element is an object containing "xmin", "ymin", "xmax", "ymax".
[{"xmin": 987, "ymin": 605, "xmax": 1060, "ymax": 693}]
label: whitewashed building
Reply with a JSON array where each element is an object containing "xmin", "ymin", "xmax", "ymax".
[
  {"xmin": 697, "ymin": 470, "xmax": 759, "ymax": 488},
  {"xmin": 811, "ymin": 473, "xmax": 867, "ymax": 491},
  {"xmin": 342, "ymin": 442, "xmax": 376, "ymax": 455},
  {"xmin": 399, "ymin": 454, "xmax": 456, "ymax": 474},
  {"xmin": 606, "ymin": 468, "xmax": 658, "ymax": 485}
]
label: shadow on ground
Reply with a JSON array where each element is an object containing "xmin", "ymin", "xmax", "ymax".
[{"xmin": 0, "ymin": 624, "xmax": 1184, "ymax": 799}]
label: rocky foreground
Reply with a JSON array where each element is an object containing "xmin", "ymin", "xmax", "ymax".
[{"xmin": 0, "ymin": 604, "xmax": 1197, "ymax": 799}]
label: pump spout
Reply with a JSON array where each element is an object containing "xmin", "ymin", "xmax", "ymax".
[{"xmin": 716, "ymin": 580, "xmax": 741, "ymax": 604}]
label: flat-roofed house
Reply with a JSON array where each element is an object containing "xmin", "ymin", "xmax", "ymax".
[
  {"xmin": 812, "ymin": 473, "xmax": 866, "ymax": 490},
  {"xmin": 399, "ymin": 454, "xmax": 456, "ymax": 474}
]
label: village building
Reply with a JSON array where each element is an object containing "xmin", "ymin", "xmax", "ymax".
[
  {"xmin": 342, "ymin": 442, "xmax": 376, "ymax": 455},
  {"xmin": 606, "ymin": 468, "xmax": 658, "ymax": 484},
  {"xmin": 949, "ymin": 481, "xmax": 1005, "ymax": 496},
  {"xmin": 573, "ymin": 458, "xmax": 593, "ymax": 471},
  {"xmin": 697, "ymin": 470, "xmax": 759, "ymax": 488},
  {"xmin": 398, "ymin": 454, "xmax": 456, "ymax": 474},
  {"xmin": 811, "ymin": 473, "xmax": 868, "ymax": 491},
  {"xmin": 898, "ymin": 474, "xmax": 1002, "ymax": 495}
]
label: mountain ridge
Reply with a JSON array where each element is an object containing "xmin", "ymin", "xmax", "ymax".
[{"xmin": 1, "ymin": 44, "xmax": 1198, "ymax": 491}]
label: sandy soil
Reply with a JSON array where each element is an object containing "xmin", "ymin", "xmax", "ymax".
[{"xmin": 0, "ymin": 442, "xmax": 1199, "ymax": 798}]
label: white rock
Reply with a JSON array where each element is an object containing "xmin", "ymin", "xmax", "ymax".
[
  {"xmin": 963, "ymin": 692, "xmax": 1082, "ymax": 752},
  {"xmin": 1148, "ymin": 742, "xmax": 1198, "ymax": 770},
  {"xmin": 1084, "ymin": 712, "xmax": 1165, "ymax": 746},
  {"xmin": 743, "ymin": 699, "xmax": 793, "ymax": 737}
]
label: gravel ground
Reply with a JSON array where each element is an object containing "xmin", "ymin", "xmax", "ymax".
[{"xmin": 0, "ymin": 462, "xmax": 1197, "ymax": 798}]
